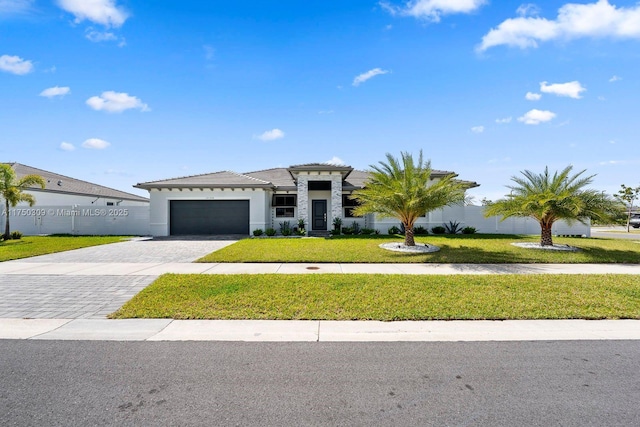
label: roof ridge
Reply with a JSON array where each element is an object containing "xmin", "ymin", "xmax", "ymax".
[
  {"xmin": 137, "ymin": 170, "xmax": 229, "ymax": 184},
  {"xmin": 227, "ymin": 170, "xmax": 271, "ymax": 184}
]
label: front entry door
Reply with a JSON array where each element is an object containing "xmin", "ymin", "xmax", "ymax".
[{"xmin": 312, "ymin": 200, "xmax": 327, "ymax": 230}]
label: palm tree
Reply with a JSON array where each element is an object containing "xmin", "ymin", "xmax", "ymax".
[
  {"xmin": 351, "ymin": 151, "xmax": 467, "ymax": 246},
  {"xmin": 484, "ymin": 165, "xmax": 617, "ymax": 246},
  {"xmin": 0, "ymin": 164, "xmax": 45, "ymax": 239}
]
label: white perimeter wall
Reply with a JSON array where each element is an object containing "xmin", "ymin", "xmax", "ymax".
[
  {"xmin": 148, "ymin": 188, "xmax": 269, "ymax": 236},
  {"xmin": 371, "ymin": 205, "xmax": 591, "ymax": 236},
  {"xmin": 1, "ymin": 205, "xmax": 150, "ymax": 236}
]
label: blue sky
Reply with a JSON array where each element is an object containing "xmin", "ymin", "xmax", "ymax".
[{"xmin": 2, "ymin": 0, "xmax": 639, "ymax": 201}]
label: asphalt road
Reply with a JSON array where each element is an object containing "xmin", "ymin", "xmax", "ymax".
[{"xmin": 1, "ymin": 341, "xmax": 639, "ymax": 426}]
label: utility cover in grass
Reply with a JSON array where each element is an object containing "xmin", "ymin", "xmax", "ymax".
[
  {"xmin": 379, "ymin": 242, "xmax": 440, "ymax": 253},
  {"xmin": 511, "ymin": 242, "xmax": 580, "ymax": 252}
]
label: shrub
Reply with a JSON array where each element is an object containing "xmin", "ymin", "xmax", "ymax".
[
  {"xmin": 10, "ymin": 231, "xmax": 23, "ymax": 240},
  {"xmin": 444, "ymin": 221, "xmax": 463, "ymax": 235},
  {"xmin": 461, "ymin": 226, "xmax": 477, "ymax": 235},
  {"xmin": 296, "ymin": 228, "xmax": 306, "ymax": 236},
  {"xmin": 342, "ymin": 226, "xmax": 353, "ymax": 235},
  {"xmin": 388, "ymin": 225, "xmax": 401, "ymax": 235},
  {"xmin": 330, "ymin": 229, "xmax": 341, "ymax": 236},
  {"xmin": 350, "ymin": 221, "xmax": 361, "ymax": 235},
  {"xmin": 361, "ymin": 228, "xmax": 375, "ymax": 235},
  {"xmin": 332, "ymin": 217, "xmax": 342, "ymax": 231},
  {"xmin": 431, "ymin": 226, "xmax": 446, "ymax": 234},
  {"xmin": 279, "ymin": 221, "xmax": 292, "ymax": 236},
  {"xmin": 253, "ymin": 229, "xmax": 264, "ymax": 237},
  {"xmin": 265, "ymin": 228, "xmax": 277, "ymax": 237},
  {"xmin": 297, "ymin": 218, "xmax": 306, "ymax": 230},
  {"xmin": 414, "ymin": 225, "xmax": 428, "ymax": 235}
]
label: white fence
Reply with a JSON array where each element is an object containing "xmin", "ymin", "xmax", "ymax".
[
  {"xmin": 371, "ymin": 205, "xmax": 591, "ymax": 236},
  {"xmin": 1, "ymin": 206, "xmax": 150, "ymax": 236}
]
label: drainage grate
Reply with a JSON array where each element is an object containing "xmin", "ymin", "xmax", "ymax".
[{"xmin": 306, "ymin": 266, "xmax": 320, "ymax": 270}]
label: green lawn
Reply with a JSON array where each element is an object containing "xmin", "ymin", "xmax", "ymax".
[
  {"xmin": 0, "ymin": 235, "xmax": 132, "ymax": 261},
  {"xmin": 197, "ymin": 234, "xmax": 640, "ymax": 264},
  {"xmin": 110, "ymin": 273, "xmax": 640, "ymax": 320}
]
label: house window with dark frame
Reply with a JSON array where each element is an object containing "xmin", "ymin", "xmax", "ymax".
[
  {"xmin": 272, "ymin": 195, "xmax": 297, "ymax": 207},
  {"xmin": 276, "ymin": 207, "xmax": 295, "ymax": 217},
  {"xmin": 343, "ymin": 195, "xmax": 361, "ymax": 217}
]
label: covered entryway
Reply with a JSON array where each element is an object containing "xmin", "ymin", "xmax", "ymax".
[{"xmin": 169, "ymin": 200, "xmax": 249, "ymax": 235}]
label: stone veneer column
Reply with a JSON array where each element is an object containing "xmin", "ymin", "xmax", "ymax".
[
  {"xmin": 297, "ymin": 175, "xmax": 309, "ymax": 233},
  {"xmin": 331, "ymin": 175, "xmax": 342, "ymax": 226}
]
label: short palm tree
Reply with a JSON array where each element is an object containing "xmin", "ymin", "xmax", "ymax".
[
  {"xmin": 351, "ymin": 151, "xmax": 467, "ymax": 246},
  {"xmin": 484, "ymin": 166, "xmax": 617, "ymax": 246},
  {"xmin": 0, "ymin": 164, "xmax": 45, "ymax": 239}
]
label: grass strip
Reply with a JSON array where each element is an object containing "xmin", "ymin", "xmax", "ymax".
[
  {"xmin": 0, "ymin": 235, "xmax": 131, "ymax": 261},
  {"xmin": 110, "ymin": 273, "xmax": 640, "ymax": 320},
  {"xmin": 197, "ymin": 234, "xmax": 640, "ymax": 264}
]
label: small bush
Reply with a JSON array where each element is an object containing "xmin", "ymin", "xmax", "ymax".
[
  {"xmin": 361, "ymin": 228, "xmax": 375, "ymax": 235},
  {"xmin": 431, "ymin": 226, "xmax": 446, "ymax": 234},
  {"xmin": 265, "ymin": 228, "xmax": 277, "ymax": 237},
  {"xmin": 279, "ymin": 221, "xmax": 292, "ymax": 236},
  {"xmin": 10, "ymin": 231, "xmax": 23, "ymax": 240},
  {"xmin": 461, "ymin": 226, "xmax": 477, "ymax": 235},
  {"xmin": 330, "ymin": 229, "xmax": 341, "ymax": 236},
  {"xmin": 253, "ymin": 229, "xmax": 264, "ymax": 237},
  {"xmin": 444, "ymin": 221, "xmax": 463, "ymax": 235},
  {"xmin": 350, "ymin": 221, "xmax": 361, "ymax": 235},
  {"xmin": 388, "ymin": 225, "xmax": 401, "ymax": 235},
  {"xmin": 332, "ymin": 217, "xmax": 342, "ymax": 231},
  {"xmin": 296, "ymin": 228, "xmax": 306, "ymax": 236},
  {"xmin": 414, "ymin": 225, "xmax": 428, "ymax": 235},
  {"xmin": 342, "ymin": 227, "xmax": 353, "ymax": 235}
]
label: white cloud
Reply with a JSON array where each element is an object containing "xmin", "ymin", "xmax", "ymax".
[
  {"xmin": 517, "ymin": 3, "xmax": 541, "ymax": 17},
  {"xmin": 56, "ymin": 0, "xmax": 128, "ymax": 27},
  {"xmin": 609, "ymin": 75, "xmax": 622, "ymax": 82},
  {"xmin": 256, "ymin": 129, "xmax": 285, "ymax": 141},
  {"xmin": 85, "ymin": 28, "xmax": 116, "ymax": 41},
  {"xmin": 495, "ymin": 117, "xmax": 512, "ymax": 124},
  {"xmin": 39, "ymin": 86, "xmax": 70, "ymax": 98},
  {"xmin": 86, "ymin": 91, "xmax": 149, "ymax": 113},
  {"xmin": 540, "ymin": 81, "xmax": 586, "ymax": 99},
  {"xmin": 325, "ymin": 156, "xmax": 345, "ymax": 166},
  {"xmin": 82, "ymin": 138, "xmax": 110, "ymax": 150},
  {"xmin": 471, "ymin": 125, "xmax": 485, "ymax": 133},
  {"xmin": 525, "ymin": 92, "xmax": 542, "ymax": 101},
  {"xmin": 0, "ymin": 54, "xmax": 33, "ymax": 75},
  {"xmin": 353, "ymin": 68, "xmax": 390, "ymax": 86},
  {"xmin": 0, "ymin": 0, "xmax": 33, "ymax": 15},
  {"xmin": 59, "ymin": 142, "xmax": 75, "ymax": 151},
  {"xmin": 382, "ymin": 0, "xmax": 487, "ymax": 22},
  {"xmin": 518, "ymin": 109, "xmax": 557, "ymax": 125},
  {"xmin": 478, "ymin": 0, "xmax": 640, "ymax": 51}
]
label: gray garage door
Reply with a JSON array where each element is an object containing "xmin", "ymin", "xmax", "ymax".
[{"xmin": 170, "ymin": 200, "xmax": 249, "ymax": 235}]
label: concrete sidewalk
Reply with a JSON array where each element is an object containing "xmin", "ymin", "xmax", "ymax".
[
  {"xmin": 2, "ymin": 261, "xmax": 640, "ymax": 275},
  {"xmin": 2, "ymin": 318, "xmax": 639, "ymax": 342}
]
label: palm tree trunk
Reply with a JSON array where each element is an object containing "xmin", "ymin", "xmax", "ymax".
[
  {"xmin": 4, "ymin": 199, "xmax": 9, "ymax": 239},
  {"xmin": 404, "ymin": 223, "xmax": 415, "ymax": 246},
  {"xmin": 540, "ymin": 224, "xmax": 553, "ymax": 246}
]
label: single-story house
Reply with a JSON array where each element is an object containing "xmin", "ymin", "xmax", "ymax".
[{"xmin": 135, "ymin": 163, "xmax": 478, "ymax": 236}]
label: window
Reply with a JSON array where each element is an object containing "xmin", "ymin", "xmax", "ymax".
[
  {"xmin": 342, "ymin": 195, "xmax": 359, "ymax": 207},
  {"xmin": 276, "ymin": 207, "xmax": 295, "ymax": 217},
  {"xmin": 344, "ymin": 207, "xmax": 361, "ymax": 218},
  {"xmin": 273, "ymin": 195, "xmax": 296, "ymax": 207}
]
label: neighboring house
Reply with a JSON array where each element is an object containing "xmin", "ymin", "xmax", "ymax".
[
  {"xmin": 1, "ymin": 163, "xmax": 150, "ymax": 236},
  {"xmin": 5, "ymin": 163, "xmax": 149, "ymax": 206},
  {"xmin": 135, "ymin": 163, "xmax": 478, "ymax": 236}
]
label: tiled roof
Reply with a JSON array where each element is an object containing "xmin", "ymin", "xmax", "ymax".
[
  {"xmin": 135, "ymin": 170, "xmax": 273, "ymax": 189},
  {"xmin": 6, "ymin": 163, "xmax": 149, "ymax": 202},
  {"xmin": 135, "ymin": 165, "xmax": 478, "ymax": 190}
]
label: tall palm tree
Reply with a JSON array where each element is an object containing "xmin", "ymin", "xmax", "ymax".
[
  {"xmin": 0, "ymin": 164, "xmax": 45, "ymax": 239},
  {"xmin": 484, "ymin": 165, "xmax": 617, "ymax": 246},
  {"xmin": 351, "ymin": 151, "xmax": 467, "ymax": 246}
]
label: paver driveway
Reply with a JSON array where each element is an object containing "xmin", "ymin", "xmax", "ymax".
[{"xmin": 0, "ymin": 237, "xmax": 238, "ymax": 319}]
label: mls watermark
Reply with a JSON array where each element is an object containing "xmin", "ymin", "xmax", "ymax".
[{"xmin": 1, "ymin": 208, "xmax": 130, "ymax": 217}]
